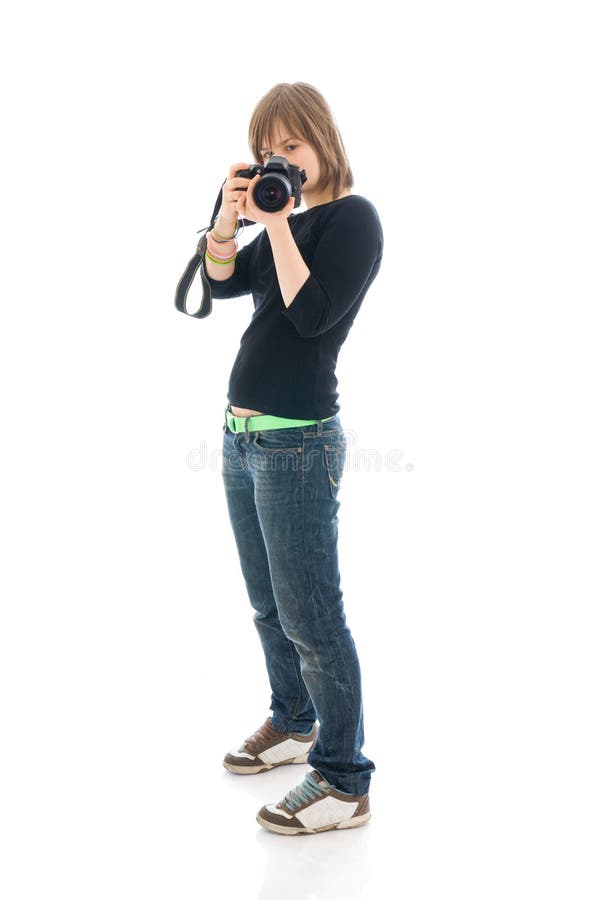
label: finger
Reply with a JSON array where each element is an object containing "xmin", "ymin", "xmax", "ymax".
[
  {"xmin": 226, "ymin": 188, "xmax": 247, "ymax": 202},
  {"xmin": 229, "ymin": 176, "xmax": 255, "ymax": 188},
  {"xmin": 228, "ymin": 162, "xmax": 253, "ymax": 179},
  {"xmin": 280, "ymin": 195, "xmax": 296, "ymax": 216},
  {"xmin": 247, "ymin": 173, "xmax": 261, "ymax": 201}
]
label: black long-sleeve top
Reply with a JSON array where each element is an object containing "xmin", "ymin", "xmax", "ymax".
[{"xmin": 205, "ymin": 193, "xmax": 384, "ymax": 419}]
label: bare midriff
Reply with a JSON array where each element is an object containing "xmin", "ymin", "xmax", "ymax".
[{"xmin": 230, "ymin": 405, "xmax": 266, "ymax": 417}]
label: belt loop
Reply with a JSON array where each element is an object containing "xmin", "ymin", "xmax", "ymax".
[
  {"xmin": 317, "ymin": 418, "xmax": 323, "ymax": 437},
  {"xmin": 244, "ymin": 414, "xmax": 250, "ymax": 442}
]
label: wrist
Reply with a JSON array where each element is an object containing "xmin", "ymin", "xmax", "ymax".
[
  {"xmin": 206, "ymin": 229, "xmax": 237, "ymax": 261},
  {"xmin": 214, "ymin": 217, "xmax": 239, "ymax": 241},
  {"xmin": 265, "ymin": 216, "xmax": 290, "ymax": 235}
]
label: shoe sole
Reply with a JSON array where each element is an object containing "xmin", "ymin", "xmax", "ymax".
[
  {"xmin": 255, "ymin": 811, "xmax": 371, "ymax": 835},
  {"xmin": 223, "ymin": 753, "xmax": 310, "ymax": 775}
]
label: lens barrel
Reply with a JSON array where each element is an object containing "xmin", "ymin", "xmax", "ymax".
[{"xmin": 254, "ymin": 173, "xmax": 291, "ymax": 212}]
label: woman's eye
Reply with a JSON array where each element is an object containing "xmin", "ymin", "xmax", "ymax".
[{"xmin": 262, "ymin": 146, "xmax": 297, "ymax": 160}]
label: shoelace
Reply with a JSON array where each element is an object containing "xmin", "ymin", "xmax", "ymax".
[
  {"xmin": 282, "ymin": 771, "xmax": 331, "ymax": 812},
  {"xmin": 243, "ymin": 721, "xmax": 278, "ymax": 755}
]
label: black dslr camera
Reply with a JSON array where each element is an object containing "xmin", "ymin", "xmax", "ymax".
[{"xmin": 236, "ymin": 156, "xmax": 307, "ymax": 213}]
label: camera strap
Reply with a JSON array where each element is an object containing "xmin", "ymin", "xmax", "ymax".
[{"xmin": 174, "ymin": 179, "xmax": 256, "ymax": 319}]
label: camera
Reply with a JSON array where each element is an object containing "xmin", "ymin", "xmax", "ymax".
[{"xmin": 236, "ymin": 156, "xmax": 307, "ymax": 213}]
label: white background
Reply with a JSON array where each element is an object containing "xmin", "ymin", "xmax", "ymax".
[{"xmin": 1, "ymin": 1, "xmax": 598, "ymax": 897}]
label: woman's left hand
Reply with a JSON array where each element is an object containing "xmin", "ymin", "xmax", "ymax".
[{"xmin": 236, "ymin": 173, "xmax": 296, "ymax": 226}]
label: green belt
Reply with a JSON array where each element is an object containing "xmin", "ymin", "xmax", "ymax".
[{"xmin": 224, "ymin": 403, "xmax": 336, "ymax": 434}]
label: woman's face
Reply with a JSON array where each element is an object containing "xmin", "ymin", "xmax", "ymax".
[{"xmin": 258, "ymin": 121, "xmax": 322, "ymax": 198}]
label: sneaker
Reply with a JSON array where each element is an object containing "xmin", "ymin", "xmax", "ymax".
[
  {"xmin": 256, "ymin": 769, "xmax": 371, "ymax": 835},
  {"xmin": 223, "ymin": 718, "xmax": 318, "ymax": 775}
]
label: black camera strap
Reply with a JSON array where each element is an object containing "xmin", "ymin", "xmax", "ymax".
[{"xmin": 174, "ymin": 179, "xmax": 256, "ymax": 319}]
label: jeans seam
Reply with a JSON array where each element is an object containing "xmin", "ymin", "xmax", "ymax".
[
  {"xmin": 300, "ymin": 432, "xmax": 319, "ymax": 651},
  {"xmin": 287, "ymin": 637, "xmax": 307, "ymax": 723}
]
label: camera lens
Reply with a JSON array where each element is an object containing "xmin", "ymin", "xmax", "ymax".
[{"xmin": 255, "ymin": 174, "xmax": 291, "ymax": 212}]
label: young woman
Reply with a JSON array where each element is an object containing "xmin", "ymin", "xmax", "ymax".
[{"xmin": 204, "ymin": 82, "xmax": 384, "ymax": 835}]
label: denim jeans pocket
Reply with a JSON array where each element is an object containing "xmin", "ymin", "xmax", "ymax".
[
  {"xmin": 323, "ymin": 442, "xmax": 347, "ymax": 499},
  {"xmin": 254, "ymin": 429, "xmax": 303, "ymax": 452}
]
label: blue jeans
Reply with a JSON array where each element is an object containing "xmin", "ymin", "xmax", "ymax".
[{"xmin": 221, "ymin": 413, "xmax": 375, "ymax": 796}]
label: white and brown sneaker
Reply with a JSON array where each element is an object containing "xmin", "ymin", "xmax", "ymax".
[
  {"xmin": 223, "ymin": 718, "xmax": 318, "ymax": 775},
  {"xmin": 256, "ymin": 769, "xmax": 371, "ymax": 835}
]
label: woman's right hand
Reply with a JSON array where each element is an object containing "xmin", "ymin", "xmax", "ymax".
[{"xmin": 214, "ymin": 161, "xmax": 254, "ymax": 235}]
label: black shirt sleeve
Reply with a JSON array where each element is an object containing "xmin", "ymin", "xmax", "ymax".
[{"xmin": 281, "ymin": 197, "xmax": 383, "ymax": 338}]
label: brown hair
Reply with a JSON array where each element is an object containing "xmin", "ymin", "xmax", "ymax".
[{"xmin": 248, "ymin": 82, "xmax": 354, "ymax": 201}]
